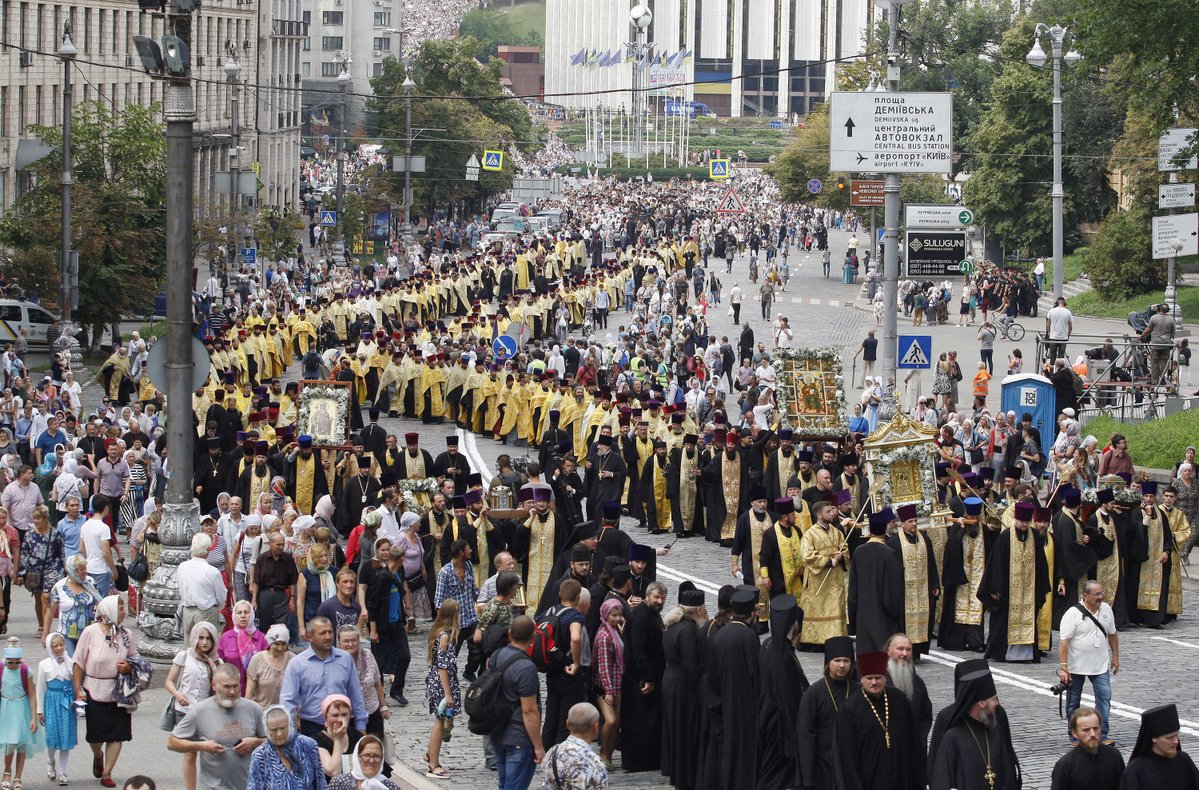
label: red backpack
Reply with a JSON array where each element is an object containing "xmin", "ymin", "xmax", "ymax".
[{"xmin": 527, "ymin": 606, "xmax": 567, "ymax": 672}]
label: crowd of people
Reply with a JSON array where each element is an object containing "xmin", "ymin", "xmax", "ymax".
[{"xmin": 0, "ymin": 165, "xmax": 1192, "ymax": 790}]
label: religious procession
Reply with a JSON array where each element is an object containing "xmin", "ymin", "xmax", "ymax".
[{"xmin": 0, "ymin": 168, "xmax": 1190, "ymax": 790}]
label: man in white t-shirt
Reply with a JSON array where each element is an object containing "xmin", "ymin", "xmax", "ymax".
[
  {"xmin": 80, "ymin": 494, "xmax": 117, "ymax": 596},
  {"xmin": 1057, "ymin": 580, "xmax": 1119, "ymax": 745},
  {"xmin": 773, "ymin": 316, "xmax": 794, "ymax": 349},
  {"xmin": 1045, "ymin": 297, "xmax": 1073, "ymax": 364}
]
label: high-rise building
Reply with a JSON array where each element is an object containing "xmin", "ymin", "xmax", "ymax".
[{"xmin": 545, "ymin": 0, "xmax": 879, "ymax": 117}]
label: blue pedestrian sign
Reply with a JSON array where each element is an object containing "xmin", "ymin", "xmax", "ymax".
[
  {"xmin": 482, "ymin": 150, "xmax": 504, "ymax": 171},
  {"xmin": 807, "ymin": 178, "xmax": 823, "ymax": 194},
  {"xmin": 242, "ymin": 247, "xmax": 256, "ymax": 265},
  {"xmin": 493, "ymin": 335, "xmax": 517, "ymax": 360},
  {"xmin": 320, "ymin": 210, "xmax": 337, "ymax": 227},
  {"xmin": 709, "ymin": 159, "xmax": 729, "ymax": 180},
  {"xmin": 770, "ymin": 120, "xmax": 784, "ymax": 130},
  {"xmin": 897, "ymin": 335, "xmax": 932, "ymax": 369}
]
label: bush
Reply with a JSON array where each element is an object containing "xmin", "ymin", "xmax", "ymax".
[
  {"xmin": 1084, "ymin": 206, "xmax": 1164, "ymax": 300},
  {"xmin": 1081, "ymin": 411, "xmax": 1199, "ymax": 471}
]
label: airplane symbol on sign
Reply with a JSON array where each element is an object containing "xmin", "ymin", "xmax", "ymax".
[{"xmin": 856, "ymin": 153, "xmax": 867, "ymax": 165}]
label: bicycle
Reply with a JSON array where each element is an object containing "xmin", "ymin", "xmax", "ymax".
[{"xmin": 997, "ymin": 318, "xmax": 1026, "ymax": 341}]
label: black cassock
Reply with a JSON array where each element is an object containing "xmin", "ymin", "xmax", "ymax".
[
  {"xmin": 584, "ymin": 450, "xmax": 627, "ymax": 524},
  {"xmin": 834, "ymin": 687, "xmax": 925, "ymax": 790},
  {"xmin": 929, "ymin": 717, "xmax": 1019, "ymax": 790},
  {"xmin": 758, "ymin": 609, "xmax": 809, "ymax": 789},
  {"xmin": 1129, "ymin": 505, "xmax": 1173, "ymax": 628},
  {"xmin": 1121, "ymin": 752, "xmax": 1199, "ymax": 790},
  {"xmin": 703, "ymin": 620, "xmax": 760, "ymax": 789},
  {"xmin": 694, "ymin": 618, "xmax": 725, "ymax": 790},
  {"xmin": 619, "ymin": 604, "xmax": 665, "ymax": 772},
  {"xmin": 536, "ymin": 569, "xmax": 596, "ymax": 620},
  {"xmin": 660, "ymin": 617, "xmax": 702, "ymax": 790},
  {"xmin": 1053, "ymin": 509, "xmax": 1097, "ymax": 628},
  {"xmin": 701, "ymin": 433, "xmax": 774, "ymax": 544},
  {"xmin": 334, "ymin": 472, "xmax": 381, "ymax": 536},
  {"xmin": 938, "ymin": 525, "xmax": 986, "ymax": 651},
  {"xmin": 886, "ymin": 530, "xmax": 941, "ymax": 657},
  {"xmin": 1047, "ymin": 742, "xmax": 1124, "ymax": 790},
  {"xmin": 978, "ymin": 527, "xmax": 1051, "ymax": 663},
  {"xmin": 432, "ymin": 450, "xmax": 471, "ymax": 495},
  {"xmin": 798, "ymin": 676, "xmax": 850, "ymax": 790},
  {"xmin": 194, "ymin": 453, "xmax": 233, "ymax": 514},
  {"xmin": 928, "ymin": 704, "xmax": 1016, "ymax": 781},
  {"xmin": 847, "ymin": 540, "xmax": 905, "ymax": 653}
]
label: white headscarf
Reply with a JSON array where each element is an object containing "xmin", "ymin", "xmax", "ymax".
[{"xmin": 349, "ymin": 735, "xmax": 389, "ymax": 789}]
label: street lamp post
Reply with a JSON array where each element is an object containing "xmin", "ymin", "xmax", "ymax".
[
  {"xmin": 57, "ymin": 22, "xmax": 78, "ymax": 358},
  {"xmin": 403, "ymin": 73, "xmax": 415, "ymax": 232},
  {"xmin": 224, "ymin": 47, "xmax": 241, "ymax": 221},
  {"xmin": 879, "ymin": 0, "xmax": 908, "ymax": 407},
  {"xmin": 334, "ymin": 60, "xmax": 351, "ymax": 259},
  {"xmin": 1026, "ymin": 24, "xmax": 1081, "ymax": 300}
]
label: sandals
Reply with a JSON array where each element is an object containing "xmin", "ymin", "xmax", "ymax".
[
  {"xmin": 12, "ymin": 778, "xmax": 23, "ymax": 790},
  {"xmin": 2, "ymin": 771, "xmax": 11, "ymax": 790},
  {"xmin": 425, "ymin": 765, "xmax": 449, "ymax": 780}
]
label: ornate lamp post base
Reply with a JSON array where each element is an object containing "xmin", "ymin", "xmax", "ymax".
[{"xmin": 135, "ymin": 500, "xmax": 199, "ymax": 661}]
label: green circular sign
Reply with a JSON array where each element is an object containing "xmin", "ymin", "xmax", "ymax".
[
  {"xmin": 959, "ymin": 259, "xmax": 974, "ymax": 274},
  {"xmin": 958, "ymin": 209, "xmax": 974, "ymax": 225}
]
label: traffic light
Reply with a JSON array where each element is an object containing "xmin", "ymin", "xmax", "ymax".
[{"xmin": 836, "ymin": 177, "xmax": 847, "ymax": 190}]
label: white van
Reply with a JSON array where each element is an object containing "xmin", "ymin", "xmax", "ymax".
[{"xmin": 0, "ymin": 300, "xmax": 57, "ymax": 348}]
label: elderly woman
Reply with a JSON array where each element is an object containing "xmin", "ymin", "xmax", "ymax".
[
  {"xmin": 72, "ymin": 595, "xmax": 137, "ymax": 788},
  {"xmin": 19, "ymin": 504, "xmax": 64, "ymax": 639},
  {"xmin": 233, "ymin": 515, "xmax": 266, "ymax": 604},
  {"xmin": 43, "ymin": 555, "xmax": 100, "ymax": 656},
  {"xmin": 328, "ymin": 735, "xmax": 399, "ymax": 790},
  {"xmin": 246, "ymin": 624, "xmax": 293, "ymax": 709},
  {"xmin": 218, "ymin": 600, "xmax": 268, "ymax": 692},
  {"xmin": 297, "ymin": 544, "xmax": 336, "ymax": 642},
  {"xmin": 1173, "ymin": 463, "xmax": 1199, "ymax": 562},
  {"xmin": 337, "ymin": 625, "xmax": 389, "ymax": 740},
  {"xmin": 247, "ymin": 705, "xmax": 326, "ymax": 790}
]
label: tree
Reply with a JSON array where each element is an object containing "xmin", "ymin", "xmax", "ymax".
[
  {"xmin": 254, "ymin": 208, "xmax": 303, "ymax": 262},
  {"xmin": 0, "ymin": 102, "xmax": 166, "ymax": 346},
  {"xmin": 457, "ymin": 6, "xmax": 543, "ymax": 60},
  {"xmin": 1084, "ymin": 205, "xmax": 1160, "ymax": 300},
  {"xmin": 370, "ymin": 38, "xmax": 543, "ymax": 219}
]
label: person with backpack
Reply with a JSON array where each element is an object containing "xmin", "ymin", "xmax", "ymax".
[
  {"xmin": 539, "ymin": 579, "xmax": 589, "ymax": 751},
  {"xmin": 468, "ymin": 616, "xmax": 542, "ymax": 790}
]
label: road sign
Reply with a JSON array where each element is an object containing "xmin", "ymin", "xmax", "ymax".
[
  {"xmin": 716, "ymin": 187, "xmax": 745, "ymax": 214},
  {"xmin": 897, "ymin": 335, "xmax": 932, "ymax": 369},
  {"xmin": 807, "ymin": 178, "xmax": 823, "ymax": 194},
  {"xmin": 959, "ymin": 259, "xmax": 974, "ymax": 274},
  {"xmin": 1158, "ymin": 128, "xmax": 1197, "ymax": 172},
  {"xmin": 145, "ymin": 336, "xmax": 211, "ymax": 393},
  {"xmin": 905, "ymin": 230, "xmax": 968, "ymax": 277},
  {"xmin": 1160, "ymin": 183, "xmax": 1197, "ymax": 209},
  {"xmin": 242, "ymin": 247, "xmax": 256, "ymax": 264},
  {"xmin": 905, "ymin": 204, "xmax": 974, "ymax": 228},
  {"xmin": 709, "ymin": 159, "xmax": 729, "ymax": 179},
  {"xmin": 482, "ymin": 150, "xmax": 504, "ymax": 171},
  {"xmin": 850, "ymin": 179, "xmax": 885, "ymax": 206},
  {"xmin": 493, "ymin": 335, "xmax": 517, "ymax": 359},
  {"xmin": 770, "ymin": 120, "xmax": 784, "ymax": 130},
  {"xmin": 320, "ymin": 210, "xmax": 337, "ymax": 227},
  {"xmin": 1152, "ymin": 213, "xmax": 1199, "ymax": 259},
  {"xmin": 828, "ymin": 91, "xmax": 954, "ymax": 174}
]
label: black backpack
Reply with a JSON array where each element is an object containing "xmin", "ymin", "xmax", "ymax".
[
  {"xmin": 464, "ymin": 649, "xmax": 532, "ymax": 736},
  {"xmin": 529, "ymin": 606, "xmax": 567, "ymax": 672}
]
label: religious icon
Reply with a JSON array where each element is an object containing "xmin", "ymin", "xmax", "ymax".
[
  {"xmin": 296, "ymin": 380, "xmax": 352, "ymax": 449},
  {"xmin": 890, "ymin": 459, "xmax": 921, "ymax": 503}
]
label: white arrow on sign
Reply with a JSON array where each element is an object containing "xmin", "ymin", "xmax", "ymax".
[
  {"xmin": 1160, "ymin": 183, "xmax": 1196, "ymax": 210},
  {"xmin": 828, "ymin": 91, "xmax": 954, "ymax": 175},
  {"xmin": 1152, "ymin": 212, "xmax": 1199, "ymax": 259}
]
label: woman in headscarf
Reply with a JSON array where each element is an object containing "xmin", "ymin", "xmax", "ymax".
[
  {"xmin": 164, "ymin": 621, "xmax": 221, "ymax": 790},
  {"xmin": 328, "ymin": 735, "xmax": 398, "ymax": 790},
  {"xmin": 592, "ymin": 597, "xmax": 626, "ymax": 771},
  {"xmin": 232, "ymin": 515, "xmax": 265, "ymax": 604},
  {"xmin": 397, "ymin": 511, "xmax": 429, "ymax": 625},
  {"xmin": 313, "ymin": 496, "xmax": 337, "ymax": 537},
  {"xmin": 245, "ymin": 624, "xmax": 293, "ymax": 709},
  {"xmin": 247, "ymin": 705, "xmax": 326, "ymax": 790},
  {"xmin": 217, "ymin": 600, "xmax": 268, "ymax": 692},
  {"xmin": 51, "ymin": 456, "xmax": 89, "ymax": 516},
  {"xmin": 38, "ymin": 632, "xmax": 76, "ymax": 785},
  {"xmin": 42, "ymin": 555, "xmax": 101, "ymax": 656},
  {"xmin": 297, "ymin": 544, "xmax": 336, "ymax": 642},
  {"xmin": 1050, "ymin": 418, "xmax": 1083, "ymax": 490},
  {"xmin": 336, "ymin": 625, "xmax": 389, "ymax": 741},
  {"xmin": 72, "ymin": 594, "xmax": 137, "ymax": 787}
]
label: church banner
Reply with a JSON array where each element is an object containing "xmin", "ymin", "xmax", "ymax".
[
  {"xmin": 296, "ymin": 380, "xmax": 353, "ymax": 449},
  {"xmin": 774, "ymin": 347, "xmax": 848, "ymax": 439}
]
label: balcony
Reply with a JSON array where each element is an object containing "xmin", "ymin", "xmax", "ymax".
[{"xmin": 272, "ymin": 20, "xmax": 308, "ymax": 38}]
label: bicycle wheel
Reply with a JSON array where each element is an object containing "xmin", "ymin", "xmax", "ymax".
[{"xmin": 1007, "ymin": 322, "xmax": 1025, "ymax": 341}]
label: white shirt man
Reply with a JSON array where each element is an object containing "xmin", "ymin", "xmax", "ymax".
[
  {"xmin": 177, "ymin": 533, "xmax": 229, "ymax": 636},
  {"xmin": 773, "ymin": 318, "xmax": 794, "ymax": 349},
  {"xmin": 729, "ymin": 284, "xmax": 743, "ymax": 305},
  {"xmin": 80, "ymin": 512, "xmax": 116, "ymax": 582},
  {"xmin": 755, "ymin": 360, "xmax": 777, "ymax": 389}
]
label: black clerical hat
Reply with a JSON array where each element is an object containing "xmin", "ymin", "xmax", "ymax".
[
  {"xmin": 824, "ymin": 636, "xmax": 854, "ymax": 664},
  {"xmin": 1131, "ymin": 704, "xmax": 1181, "ymax": 760}
]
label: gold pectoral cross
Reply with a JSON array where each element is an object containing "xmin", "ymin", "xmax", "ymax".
[{"xmin": 984, "ymin": 765, "xmax": 996, "ymax": 789}]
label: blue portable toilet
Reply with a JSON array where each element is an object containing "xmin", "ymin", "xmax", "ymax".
[{"xmin": 1001, "ymin": 373, "xmax": 1056, "ymax": 452}]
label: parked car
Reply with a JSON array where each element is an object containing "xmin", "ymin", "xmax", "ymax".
[{"xmin": 0, "ymin": 300, "xmax": 58, "ymax": 348}]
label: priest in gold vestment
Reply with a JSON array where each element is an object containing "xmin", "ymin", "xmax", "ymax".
[
  {"xmin": 798, "ymin": 497, "xmax": 851, "ymax": 648},
  {"xmin": 979, "ymin": 501, "xmax": 1050, "ymax": 662}
]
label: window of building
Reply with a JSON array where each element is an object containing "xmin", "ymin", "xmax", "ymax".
[
  {"xmin": 302, "ymin": 61, "xmax": 310, "ymax": 77},
  {"xmin": 35, "ymin": 3, "xmax": 43, "ymax": 50},
  {"xmin": 33, "ymin": 85, "xmax": 41, "ymax": 126},
  {"xmin": 321, "ymin": 36, "xmax": 343, "ymax": 51},
  {"xmin": 302, "ymin": 37, "xmax": 310, "ymax": 50},
  {"xmin": 18, "ymin": 2, "xmax": 26, "ymax": 47},
  {"xmin": 82, "ymin": 7, "xmax": 89, "ymax": 52},
  {"xmin": 321, "ymin": 61, "xmax": 340, "ymax": 77},
  {"xmin": 372, "ymin": 62, "xmax": 384, "ymax": 76},
  {"xmin": 373, "ymin": 11, "xmax": 390, "ymax": 26},
  {"xmin": 373, "ymin": 37, "xmax": 389, "ymax": 51},
  {"xmin": 321, "ymin": 10, "xmax": 342, "ymax": 25}
]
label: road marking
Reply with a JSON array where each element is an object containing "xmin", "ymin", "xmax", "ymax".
[{"xmin": 1149, "ymin": 635, "xmax": 1199, "ymax": 650}]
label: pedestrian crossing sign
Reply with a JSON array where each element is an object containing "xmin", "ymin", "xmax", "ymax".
[
  {"xmin": 482, "ymin": 150, "xmax": 504, "ymax": 171},
  {"xmin": 897, "ymin": 335, "xmax": 932, "ymax": 369},
  {"xmin": 716, "ymin": 187, "xmax": 745, "ymax": 214},
  {"xmin": 320, "ymin": 210, "xmax": 336, "ymax": 227},
  {"xmin": 709, "ymin": 159, "xmax": 730, "ymax": 179}
]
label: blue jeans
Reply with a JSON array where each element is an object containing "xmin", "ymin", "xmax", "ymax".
[
  {"xmin": 1067, "ymin": 670, "xmax": 1111, "ymax": 740},
  {"xmin": 88, "ymin": 571, "xmax": 112, "ymax": 597},
  {"xmin": 493, "ymin": 741, "xmax": 536, "ymax": 790}
]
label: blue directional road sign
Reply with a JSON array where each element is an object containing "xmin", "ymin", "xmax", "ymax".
[
  {"xmin": 482, "ymin": 150, "xmax": 505, "ymax": 171},
  {"xmin": 807, "ymin": 178, "xmax": 823, "ymax": 194},
  {"xmin": 493, "ymin": 335, "xmax": 517, "ymax": 359},
  {"xmin": 320, "ymin": 210, "xmax": 337, "ymax": 227},
  {"xmin": 242, "ymin": 247, "xmax": 256, "ymax": 265},
  {"xmin": 709, "ymin": 159, "xmax": 729, "ymax": 179},
  {"xmin": 897, "ymin": 335, "xmax": 933, "ymax": 369},
  {"xmin": 770, "ymin": 120, "xmax": 784, "ymax": 130}
]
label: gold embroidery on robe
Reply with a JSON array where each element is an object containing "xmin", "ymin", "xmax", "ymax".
[
  {"xmin": 954, "ymin": 530, "xmax": 986, "ymax": 626},
  {"xmin": 799, "ymin": 523, "xmax": 849, "ymax": 644},
  {"xmin": 773, "ymin": 522, "xmax": 804, "ymax": 598},
  {"xmin": 677, "ymin": 451, "xmax": 697, "ymax": 528},
  {"xmin": 720, "ymin": 454, "xmax": 741, "ymax": 541},
  {"xmin": 524, "ymin": 512, "xmax": 557, "ymax": 607},
  {"xmin": 899, "ymin": 533, "xmax": 931, "ymax": 644},
  {"xmin": 294, "ymin": 453, "xmax": 316, "ymax": 515},
  {"xmin": 1007, "ymin": 531, "xmax": 1037, "ymax": 647}
]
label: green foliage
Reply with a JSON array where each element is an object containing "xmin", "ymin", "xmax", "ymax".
[
  {"xmin": 458, "ymin": 2, "xmax": 545, "ymax": 60},
  {"xmin": 0, "ymin": 101, "xmax": 166, "ymax": 324},
  {"xmin": 370, "ymin": 38, "xmax": 541, "ymax": 215},
  {"xmin": 1082, "ymin": 409, "xmax": 1199, "ymax": 471},
  {"xmin": 1081, "ymin": 205, "xmax": 1161, "ymax": 300},
  {"xmin": 253, "ymin": 208, "xmax": 304, "ymax": 262}
]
